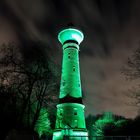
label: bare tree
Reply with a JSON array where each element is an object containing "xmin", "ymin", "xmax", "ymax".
[
  {"xmin": 122, "ymin": 44, "xmax": 140, "ymax": 111},
  {"xmin": 122, "ymin": 45, "xmax": 140, "ymax": 80},
  {"xmin": 0, "ymin": 42, "xmax": 59, "ymax": 133}
]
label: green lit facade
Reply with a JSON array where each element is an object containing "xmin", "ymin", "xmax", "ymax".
[{"xmin": 53, "ymin": 28, "xmax": 88, "ymax": 140}]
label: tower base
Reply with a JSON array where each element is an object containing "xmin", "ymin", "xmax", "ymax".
[{"xmin": 53, "ymin": 129, "xmax": 88, "ymax": 140}]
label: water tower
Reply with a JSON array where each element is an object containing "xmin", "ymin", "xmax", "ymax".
[{"xmin": 53, "ymin": 28, "xmax": 88, "ymax": 140}]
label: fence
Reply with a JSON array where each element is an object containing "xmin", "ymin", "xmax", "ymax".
[
  {"xmin": 63, "ymin": 136, "xmax": 140, "ymax": 140},
  {"xmin": 4, "ymin": 135, "xmax": 140, "ymax": 140},
  {"xmin": 4, "ymin": 134, "xmax": 52, "ymax": 140}
]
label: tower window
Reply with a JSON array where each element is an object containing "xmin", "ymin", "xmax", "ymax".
[
  {"xmin": 74, "ymin": 112, "xmax": 77, "ymax": 115},
  {"xmin": 74, "ymin": 120, "xmax": 78, "ymax": 128},
  {"xmin": 78, "ymin": 83, "xmax": 80, "ymax": 87},
  {"xmin": 62, "ymin": 80, "xmax": 65, "ymax": 86},
  {"xmin": 73, "ymin": 66, "xmax": 75, "ymax": 71},
  {"xmin": 60, "ymin": 109, "xmax": 63, "ymax": 116},
  {"xmin": 74, "ymin": 108, "xmax": 77, "ymax": 115},
  {"xmin": 68, "ymin": 52, "xmax": 70, "ymax": 59}
]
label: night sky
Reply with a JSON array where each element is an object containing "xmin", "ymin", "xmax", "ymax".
[{"xmin": 0, "ymin": 0, "xmax": 140, "ymax": 118}]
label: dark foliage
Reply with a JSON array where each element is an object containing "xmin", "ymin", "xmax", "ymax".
[
  {"xmin": 86, "ymin": 113, "xmax": 140, "ymax": 136},
  {"xmin": 0, "ymin": 42, "xmax": 59, "ymax": 139}
]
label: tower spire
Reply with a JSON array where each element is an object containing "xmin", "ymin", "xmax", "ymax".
[{"xmin": 53, "ymin": 28, "xmax": 88, "ymax": 140}]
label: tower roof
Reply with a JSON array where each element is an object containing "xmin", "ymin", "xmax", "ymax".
[{"xmin": 58, "ymin": 28, "xmax": 84, "ymax": 45}]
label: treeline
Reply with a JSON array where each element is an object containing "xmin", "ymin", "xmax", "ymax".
[{"xmin": 86, "ymin": 112, "xmax": 140, "ymax": 137}]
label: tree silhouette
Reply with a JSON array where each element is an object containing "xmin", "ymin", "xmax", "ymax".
[
  {"xmin": 85, "ymin": 112, "xmax": 128, "ymax": 138},
  {"xmin": 0, "ymin": 42, "xmax": 59, "ymax": 138},
  {"xmin": 122, "ymin": 44, "xmax": 140, "ymax": 80},
  {"xmin": 122, "ymin": 44, "xmax": 140, "ymax": 111},
  {"xmin": 34, "ymin": 107, "xmax": 51, "ymax": 138}
]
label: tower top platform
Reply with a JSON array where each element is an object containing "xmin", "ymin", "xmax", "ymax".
[{"xmin": 58, "ymin": 28, "xmax": 84, "ymax": 45}]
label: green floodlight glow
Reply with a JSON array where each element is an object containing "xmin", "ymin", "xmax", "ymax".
[{"xmin": 58, "ymin": 28, "xmax": 84, "ymax": 45}]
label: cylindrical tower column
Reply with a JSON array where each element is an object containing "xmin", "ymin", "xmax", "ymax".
[{"xmin": 53, "ymin": 28, "xmax": 88, "ymax": 140}]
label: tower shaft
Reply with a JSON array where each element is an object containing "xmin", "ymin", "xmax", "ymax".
[{"xmin": 60, "ymin": 43, "xmax": 82, "ymax": 99}]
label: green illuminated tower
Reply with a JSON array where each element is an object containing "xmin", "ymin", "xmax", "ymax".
[{"xmin": 53, "ymin": 28, "xmax": 88, "ymax": 140}]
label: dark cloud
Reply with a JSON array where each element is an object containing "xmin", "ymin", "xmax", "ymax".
[{"xmin": 0, "ymin": 0, "xmax": 140, "ymax": 118}]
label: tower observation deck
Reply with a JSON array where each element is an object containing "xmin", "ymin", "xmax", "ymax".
[{"xmin": 53, "ymin": 28, "xmax": 88, "ymax": 140}]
